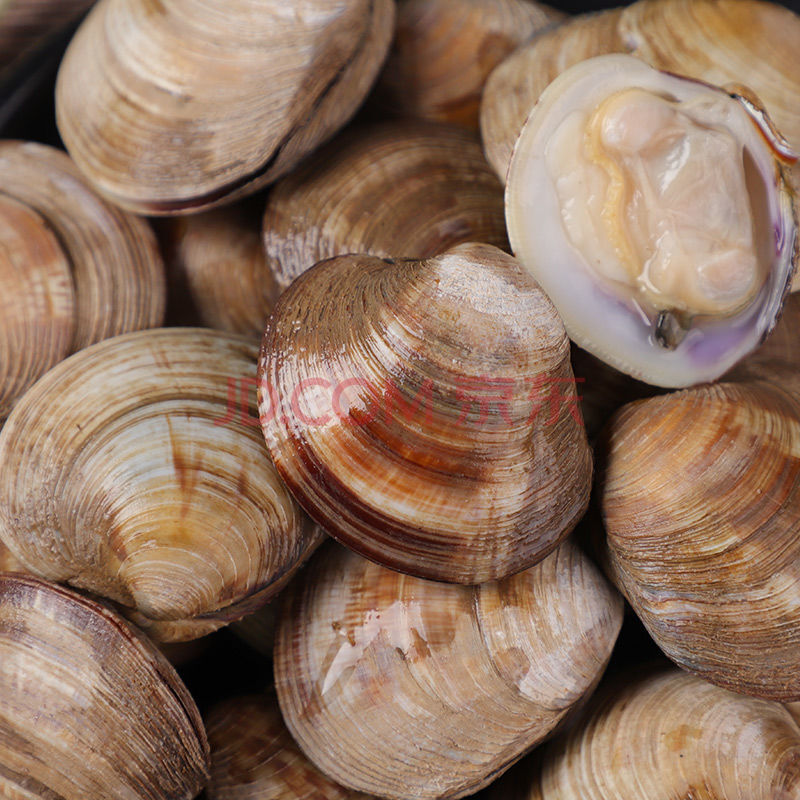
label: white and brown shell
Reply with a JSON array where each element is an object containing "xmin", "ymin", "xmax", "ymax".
[
  {"xmin": 0, "ymin": 573, "xmax": 209, "ymax": 799},
  {"xmin": 599, "ymin": 381, "xmax": 800, "ymax": 700},
  {"xmin": 0, "ymin": 141, "xmax": 165, "ymax": 420},
  {"xmin": 258, "ymin": 243, "xmax": 592, "ymax": 583},
  {"xmin": 275, "ymin": 542, "xmax": 623, "ymax": 800},
  {"xmin": 55, "ymin": 0, "xmax": 396, "ymax": 214},
  {"xmin": 262, "ymin": 121, "xmax": 508, "ymax": 291},
  {"xmin": 0, "ymin": 328, "xmax": 321, "ymax": 641},
  {"xmin": 491, "ymin": 668, "xmax": 800, "ymax": 799}
]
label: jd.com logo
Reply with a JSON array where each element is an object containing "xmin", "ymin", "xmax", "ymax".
[{"xmin": 215, "ymin": 375, "xmax": 585, "ymax": 428}]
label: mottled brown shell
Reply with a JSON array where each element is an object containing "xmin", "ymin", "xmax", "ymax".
[
  {"xmin": 491, "ymin": 668, "xmax": 800, "ymax": 800},
  {"xmin": 0, "ymin": 141, "xmax": 165, "ymax": 419},
  {"xmin": 262, "ymin": 121, "xmax": 508, "ymax": 291},
  {"xmin": 275, "ymin": 542, "xmax": 623, "ymax": 800},
  {"xmin": 481, "ymin": 0, "xmax": 800, "ymax": 181},
  {"xmin": 0, "ymin": 328, "xmax": 321, "ymax": 641},
  {"xmin": 207, "ymin": 692, "xmax": 375, "ymax": 799},
  {"xmin": 258, "ymin": 243, "xmax": 592, "ymax": 583},
  {"xmin": 599, "ymin": 381, "xmax": 800, "ymax": 700},
  {"xmin": 158, "ymin": 202, "xmax": 278, "ymax": 338},
  {"xmin": 374, "ymin": 0, "xmax": 564, "ymax": 128},
  {"xmin": 55, "ymin": 0, "xmax": 396, "ymax": 214},
  {"xmin": 0, "ymin": 573, "xmax": 209, "ymax": 799}
]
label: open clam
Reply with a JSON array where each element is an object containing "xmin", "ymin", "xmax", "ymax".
[{"xmin": 506, "ymin": 54, "xmax": 796, "ymax": 387}]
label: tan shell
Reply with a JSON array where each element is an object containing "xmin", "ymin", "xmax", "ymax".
[
  {"xmin": 158, "ymin": 202, "xmax": 278, "ymax": 339},
  {"xmin": 258, "ymin": 243, "xmax": 592, "ymax": 583},
  {"xmin": 0, "ymin": 195, "xmax": 75, "ymax": 420},
  {"xmin": 262, "ymin": 121, "xmax": 509, "ymax": 291},
  {"xmin": 493, "ymin": 668, "xmax": 800, "ymax": 800},
  {"xmin": 55, "ymin": 0, "xmax": 396, "ymax": 215},
  {"xmin": 0, "ymin": 573, "xmax": 209, "ymax": 799},
  {"xmin": 0, "ymin": 538, "xmax": 22, "ymax": 573},
  {"xmin": 599, "ymin": 381, "xmax": 800, "ymax": 700},
  {"xmin": 373, "ymin": 0, "xmax": 564, "ymax": 129},
  {"xmin": 207, "ymin": 692, "xmax": 375, "ymax": 799},
  {"xmin": 0, "ymin": 0, "xmax": 93, "ymax": 74},
  {"xmin": 0, "ymin": 141, "xmax": 166, "ymax": 419},
  {"xmin": 790, "ymin": 703, "xmax": 800, "ymax": 725},
  {"xmin": 481, "ymin": 0, "xmax": 800, "ymax": 181},
  {"xmin": 0, "ymin": 328, "xmax": 322, "ymax": 642},
  {"xmin": 481, "ymin": 8, "xmax": 623, "ymax": 179},
  {"xmin": 275, "ymin": 542, "xmax": 623, "ymax": 800}
]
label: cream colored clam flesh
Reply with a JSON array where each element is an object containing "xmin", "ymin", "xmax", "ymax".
[{"xmin": 506, "ymin": 54, "xmax": 796, "ymax": 387}]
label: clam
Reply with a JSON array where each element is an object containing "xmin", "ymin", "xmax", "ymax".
[
  {"xmin": 0, "ymin": 328, "xmax": 322, "ymax": 642},
  {"xmin": 207, "ymin": 691, "xmax": 375, "ymax": 799},
  {"xmin": 263, "ymin": 121, "xmax": 508, "ymax": 292},
  {"xmin": 158, "ymin": 201, "xmax": 278, "ymax": 339},
  {"xmin": 275, "ymin": 542, "xmax": 623, "ymax": 800},
  {"xmin": 491, "ymin": 668, "xmax": 800, "ymax": 800},
  {"xmin": 481, "ymin": 0, "xmax": 800, "ymax": 183},
  {"xmin": 0, "ymin": 141, "xmax": 166, "ymax": 419},
  {"xmin": 598, "ymin": 380, "xmax": 800, "ymax": 700},
  {"xmin": 506, "ymin": 54, "xmax": 797, "ymax": 387},
  {"xmin": 0, "ymin": 538, "xmax": 22, "ymax": 573},
  {"xmin": 0, "ymin": 573, "xmax": 209, "ymax": 799},
  {"xmin": 258, "ymin": 243, "xmax": 592, "ymax": 583},
  {"xmin": 0, "ymin": 0, "xmax": 93, "ymax": 74},
  {"xmin": 373, "ymin": 0, "xmax": 564, "ymax": 129},
  {"xmin": 790, "ymin": 703, "xmax": 800, "ymax": 725},
  {"xmin": 55, "ymin": 0, "xmax": 396, "ymax": 215}
]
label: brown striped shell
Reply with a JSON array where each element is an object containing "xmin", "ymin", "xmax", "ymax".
[
  {"xmin": 275, "ymin": 542, "xmax": 623, "ymax": 800},
  {"xmin": 207, "ymin": 692, "xmax": 375, "ymax": 799},
  {"xmin": 158, "ymin": 202, "xmax": 278, "ymax": 338},
  {"xmin": 55, "ymin": 0, "xmax": 396, "ymax": 215},
  {"xmin": 373, "ymin": 0, "xmax": 564, "ymax": 128},
  {"xmin": 491, "ymin": 668, "xmax": 800, "ymax": 800},
  {"xmin": 0, "ymin": 141, "xmax": 165, "ymax": 420},
  {"xmin": 0, "ymin": 328, "xmax": 322, "ymax": 641},
  {"xmin": 481, "ymin": 0, "xmax": 800, "ymax": 182},
  {"xmin": 0, "ymin": 573, "xmax": 209, "ymax": 799},
  {"xmin": 599, "ymin": 381, "xmax": 800, "ymax": 700},
  {"xmin": 262, "ymin": 121, "xmax": 508, "ymax": 292},
  {"xmin": 258, "ymin": 243, "xmax": 592, "ymax": 583}
]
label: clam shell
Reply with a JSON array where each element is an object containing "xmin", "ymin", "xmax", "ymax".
[
  {"xmin": 0, "ymin": 328, "xmax": 322, "ymax": 641},
  {"xmin": 0, "ymin": 141, "xmax": 166, "ymax": 419},
  {"xmin": 0, "ymin": 573, "xmax": 209, "ymax": 799},
  {"xmin": 275, "ymin": 542, "xmax": 623, "ymax": 800},
  {"xmin": 599, "ymin": 381, "xmax": 800, "ymax": 700},
  {"xmin": 55, "ymin": 0, "xmax": 396, "ymax": 215},
  {"xmin": 374, "ymin": 0, "xmax": 564, "ymax": 129},
  {"xmin": 0, "ymin": 538, "xmax": 22, "ymax": 573},
  {"xmin": 0, "ymin": 194, "xmax": 75, "ymax": 420},
  {"xmin": 258, "ymin": 243, "xmax": 592, "ymax": 583},
  {"xmin": 262, "ymin": 121, "xmax": 508, "ymax": 291},
  {"xmin": 481, "ymin": 0, "xmax": 800, "ymax": 182},
  {"xmin": 158, "ymin": 202, "xmax": 278, "ymax": 338},
  {"xmin": 207, "ymin": 692, "xmax": 375, "ymax": 799},
  {"xmin": 493, "ymin": 668, "xmax": 800, "ymax": 799}
]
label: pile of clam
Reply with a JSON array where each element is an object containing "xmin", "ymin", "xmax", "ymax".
[{"xmin": 1, "ymin": 0, "xmax": 800, "ymax": 797}]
